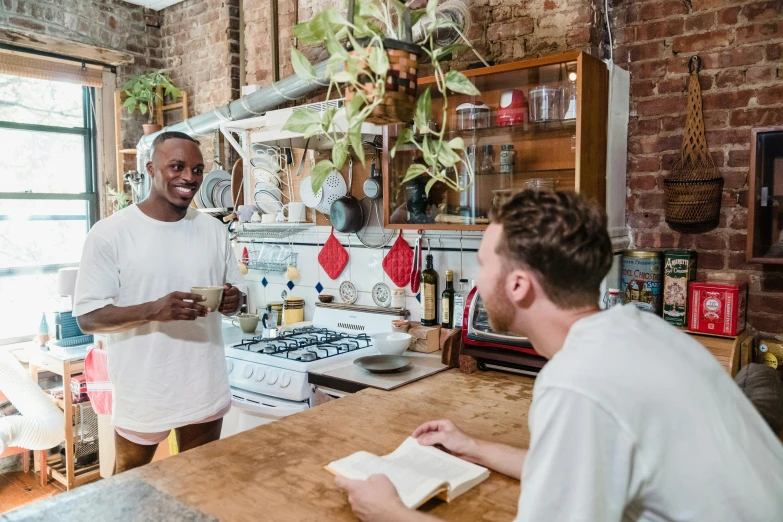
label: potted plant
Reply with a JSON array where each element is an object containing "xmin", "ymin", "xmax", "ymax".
[
  {"xmin": 122, "ymin": 70, "xmax": 182, "ymax": 135},
  {"xmin": 106, "ymin": 184, "xmax": 130, "ymax": 212},
  {"xmin": 284, "ymin": 0, "xmax": 485, "ymax": 195}
]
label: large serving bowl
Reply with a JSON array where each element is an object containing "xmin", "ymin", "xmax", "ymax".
[{"xmin": 371, "ymin": 332, "xmax": 412, "ymax": 356}]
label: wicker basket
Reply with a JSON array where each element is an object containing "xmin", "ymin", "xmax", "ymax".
[
  {"xmin": 663, "ymin": 56, "xmax": 723, "ymax": 227},
  {"xmin": 344, "ymin": 38, "xmax": 422, "ymax": 125}
]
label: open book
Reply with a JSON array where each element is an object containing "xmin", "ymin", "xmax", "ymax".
[{"xmin": 326, "ymin": 437, "xmax": 490, "ymax": 509}]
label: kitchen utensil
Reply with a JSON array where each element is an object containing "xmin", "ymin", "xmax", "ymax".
[
  {"xmin": 191, "ymin": 286, "xmax": 223, "ymax": 312},
  {"xmin": 528, "ymin": 85, "xmax": 562, "ymax": 123},
  {"xmin": 382, "ymin": 231, "xmax": 414, "ymax": 288},
  {"xmin": 231, "ymin": 158, "xmax": 244, "ymax": 210},
  {"xmin": 330, "ymin": 158, "xmax": 364, "ymax": 233},
  {"xmin": 300, "ymin": 176, "xmax": 323, "ymax": 208},
  {"xmin": 318, "ymin": 228, "xmax": 349, "ymax": 280},
  {"xmin": 339, "ymin": 280, "xmax": 358, "ymax": 304},
  {"xmin": 232, "ymin": 313, "xmax": 259, "ymax": 333},
  {"xmin": 371, "ymin": 332, "xmax": 411, "ymax": 355},
  {"xmin": 363, "ymin": 159, "xmax": 382, "ymax": 200},
  {"xmin": 353, "ymin": 354, "xmax": 412, "ymax": 374},
  {"xmin": 315, "ymin": 171, "xmax": 348, "ymax": 214},
  {"xmin": 497, "ymin": 89, "xmax": 527, "ymax": 127},
  {"xmin": 318, "ymin": 294, "xmax": 334, "ymax": 303},
  {"xmin": 295, "ymin": 138, "xmax": 310, "ymax": 178},
  {"xmin": 456, "ymin": 102, "xmax": 491, "ymax": 130},
  {"xmin": 285, "ymin": 264, "xmax": 300, "ymax": 280},
  {"xmin": 410, "ymin": 231, "xmax": 423, "ymax": 293},
  {"xmin": 372, "ymin": 282, "xmax": 392, "ymax": 308},
  {"xmin": 281, "ymin": 202, "xmax": 306, "ymax": 223}
]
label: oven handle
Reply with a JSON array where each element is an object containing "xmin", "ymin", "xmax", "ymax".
[{"xmin": 231, "ymin": 397, "xmax": 308, "ymax": 417}]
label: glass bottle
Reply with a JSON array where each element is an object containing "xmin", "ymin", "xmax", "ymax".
[
  {"xmin": 604, "ymin": 288, "xmax": 622, "ymax": 309},
  {"xmin": 421, "ymin": 254, "xmax": 439, "ymax": 326},
  {"xmin": 441, "ymin": 270, "xmax": 455, "ymax": 328},
  {"xmin": 479, "ymin": 144, "xmax": 495, "ymax": 175},
  {"xmin": 453, "ymin": 278, "xmax": 468, "ymax": 328},
  {"xmin": 459, "ymin": 146, "xmax": 476, "ymax": 218}
]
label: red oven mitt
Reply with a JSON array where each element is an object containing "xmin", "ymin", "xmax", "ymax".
[
  {"xmin": 383, "ymin": 231, "xmax": 413, "ymax": 288},
  {"xmin": 318, "ymin": 228, "xmax": 349, "ymax": 280}
]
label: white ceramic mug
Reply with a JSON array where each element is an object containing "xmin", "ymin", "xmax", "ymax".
[
  {"xmin": 282, "ymin": 202, "xmax": 306, "ymax": 223},
  {"xmin": 237, "ymin": 205, "xmax": 257, "ymax": 222},
  {"xmin": 261, "ymin": 213, "xmax": 277, "ymax": 224}
]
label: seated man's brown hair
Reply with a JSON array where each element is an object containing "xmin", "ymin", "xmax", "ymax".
[{"xmin": 490, "ymin": 190, "xmax": 613, "ymax": 309}]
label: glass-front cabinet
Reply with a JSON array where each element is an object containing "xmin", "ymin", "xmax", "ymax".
[{"xmin": 382, "ymin": 51, "xmax": 609, "ymax": 230}]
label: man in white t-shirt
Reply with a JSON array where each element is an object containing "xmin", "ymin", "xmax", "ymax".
[
  {"xmin": 336, "ymin": 190, "xmax": 783, "ymax": 521},
  {"xmin": 74, "ymin": 132, "xmax": 245, "ymax": 473}
]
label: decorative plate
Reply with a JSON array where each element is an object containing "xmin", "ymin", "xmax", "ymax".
[
  {"xmin": 372, "ymin": 282, "xmax": 392, "ymax": 308},
  {"xmin": 339, "ymin": 280, "xmax": 358, "ymax": 304}
]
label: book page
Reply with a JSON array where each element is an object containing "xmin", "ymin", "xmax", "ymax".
[{"xmin": 327, "ymin": 451, "xmax": 445, "ymax": 508}]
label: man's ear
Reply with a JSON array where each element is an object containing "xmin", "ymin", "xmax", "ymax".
[
  {"xmin": 146, "ymin": 161, "xmax": 155, "ymax": 178},
  {"xmin": 506, "ymin": 269, "xmax": 534, "ymax": 308}
]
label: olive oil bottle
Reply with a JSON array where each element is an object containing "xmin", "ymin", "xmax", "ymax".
[
  {"xmin": 441, "ymin": 270, "xmax": 455, "ymax": 328},
  {"xmin": 421, "ymin": 253, "xmax": 439, "ymax": 326}
]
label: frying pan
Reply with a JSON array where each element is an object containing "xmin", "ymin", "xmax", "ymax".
[{"xmin": 330, "ymin": 157, "xmax": 363, "ymax": 233}]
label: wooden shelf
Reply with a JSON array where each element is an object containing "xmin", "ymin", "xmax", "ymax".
[
  {"xmin": 46, "ymin": 454, "xmax": 100, "ymax": 488},
  {"xmin": 118, "ymin": 148, "xmax": 136, "ymax": 154}
]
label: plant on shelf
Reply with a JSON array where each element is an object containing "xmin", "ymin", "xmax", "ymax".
[
  {"xmin": 283, "ymin": 0, "xmax": 484, "ymax": 195},
  {"xmin": 122, "ymin": 70, "xmax": 182, "ymax": 135},
  {"xmin": 106, "ymin": 184, "xmax": 130, "ymax": 212}
]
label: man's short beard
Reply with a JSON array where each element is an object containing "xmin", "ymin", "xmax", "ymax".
[{"xmin": 485, "ymin": 271, "xmax": 515, "ymax": 333}]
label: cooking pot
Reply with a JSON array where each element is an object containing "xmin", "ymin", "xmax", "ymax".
[{"xmin": 330, "ymin": 157, "xmax": 363, "ymax": 233}]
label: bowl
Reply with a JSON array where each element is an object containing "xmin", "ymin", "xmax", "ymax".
[
  {"xmin": 371, "ymin": 332, "xmax": 412, "ymax": 356},
  {"xmin": 318, "ymin": 294, "xmax": 334, "ymax": 303}
]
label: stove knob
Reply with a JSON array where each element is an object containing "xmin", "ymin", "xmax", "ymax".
[
  {"xmin": 226, "ymin": 360, "xmax": 234, "ymax": 374},
  {"xmin": 243, "ymin": 365, "xmax": 254, "ymax": 379},
  {"xmin": 280, "ymin": 374, "xmax": 291, "ymax": 388},
  {"xmin": 254, "ymin": 368, "xmax": 266, "ymax": 382},
  {"xmin": 267, "ymin": 370, "xmax": 279, "ymax": 385}
]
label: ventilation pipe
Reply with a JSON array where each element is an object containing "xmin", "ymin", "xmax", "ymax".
[
  {"xmin": 133, "ymin": 0, "xmax": 472, "ymax": 197},
  {"xmin": 0, "ymin": 350, "xmax": 64, "ymax": 453}
]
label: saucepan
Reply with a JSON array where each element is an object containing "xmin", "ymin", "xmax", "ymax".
[{"xmin": 329, "ymin": 157, "xmax": 363, "ymax": 233}]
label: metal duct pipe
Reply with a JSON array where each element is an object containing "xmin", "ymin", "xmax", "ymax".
[{"xmin": 134, "ymin": 0, "xmax": 471, "ymax": 185}]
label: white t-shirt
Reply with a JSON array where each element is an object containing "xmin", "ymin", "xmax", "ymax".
[
  {"xmin": 73, "ymin": 205, "xmax": 245, "ymax": 433},
  {"xmin": 516, "ymin": 304, "xmax": 783, "ymax": 522}
]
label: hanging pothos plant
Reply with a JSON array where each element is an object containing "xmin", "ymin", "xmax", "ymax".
[{"xmin": 283, "ymin": 0, "xmax": 483, "ymax": 195}]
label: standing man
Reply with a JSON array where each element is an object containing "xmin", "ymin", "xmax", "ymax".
[
  {"xmin": 74, "ymin": 132, "xmax": 245, "ymax": 473},
  {"xmin": 336, "ymin": 190, "xmax": 783, "ymax": 521}
]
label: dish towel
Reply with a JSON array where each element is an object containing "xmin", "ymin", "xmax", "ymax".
[
  {"xmin": 383, "ymin": 231, "xmax": 414, "ymax": 288},
  {"xmin": 318, "ymin": 228, "xmax": 349, "ymax": 280},
  {"xmin": 84, "ymin": 346, "xmax": 112, "ymax": 415}
]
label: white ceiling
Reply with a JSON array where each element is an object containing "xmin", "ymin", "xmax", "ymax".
[{"xmin": 123, "ymin": 0, "xmax": 185, "ymax": 10}]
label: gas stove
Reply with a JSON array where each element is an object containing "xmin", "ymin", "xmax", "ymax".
[{"xmin": 231, "ymin": 327, "xmax": 372, "ymax": 362}]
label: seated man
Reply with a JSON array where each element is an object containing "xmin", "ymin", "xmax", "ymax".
[{"xmin": 336, "ymin": 190, "xmax": 783, "ymax": 521}]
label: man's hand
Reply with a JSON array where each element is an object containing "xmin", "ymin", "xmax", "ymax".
[
  {"xmin": 219, "ymin": 284, "xmax": 241, "ymax": 314},
  {"xmin": 412, "ymin": 420, "xmax": 481, "ymax": 464},
  {"xmin": 335, "ymin": 475, "xmax": 410, "ymax": 522},
  {"xmin": 147, "ymin": 291, "xmax": 208, "ymax": 322}
]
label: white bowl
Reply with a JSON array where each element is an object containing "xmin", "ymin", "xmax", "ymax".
[{"xmin": 371, "ymin": 332, "xmax": 412, "ymax": 356}]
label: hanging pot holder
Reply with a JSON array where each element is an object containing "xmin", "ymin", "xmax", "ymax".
[
  {"xmin": 318, "ymin": 228, "xmax": 349, "ymax": 280},
  {"xmin": 383, "ymin": 231, "xmax": 414, "ymax": 288}
]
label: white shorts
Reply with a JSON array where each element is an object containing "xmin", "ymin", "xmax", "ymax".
[{"xmin": 115, "ymin": 402, "xmax": 231, "ymax": 445}]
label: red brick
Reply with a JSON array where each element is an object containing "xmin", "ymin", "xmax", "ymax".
[
  {"xmin": 729, "ymin": 210, "xmax": 748, "ymax": 230},
  {"xmin": 746, "ymin": 65, "xmax": 778, "ymax": 85},
  {"xmin": 757, "ymin": 85, "xmax": 783, "ymax": 106},
  {"xmin": 638, "ymin": 192, "xmax": 665, "ymax": 210},
  {"xmin": 661, "ymin": 115, "xmax": 686, "ymax": 132},
  {"xmin": 717, "ymin": 47, "xmax": 764, "ymax": 68},
  {"xmin": 629, "ymin": 118, "xmax": 662, "ymax": 136},
  {"xmin": 691, "ymin": 0, "xmax": 726, "ymax": 10},
  {"xmin": 657, "ymin": 232, "xmax": 680, "ymax": 248},
  {"xmin": 702, "ymin": 90, "xmax": 754, "ymax": 111},
  {"xmin": 736, "ymin": 22, "xmax": 783, "ymax": 44},
  {"xmin": 767, "ymin": 43, "xmax": 783, "ymax": 61},
  {"xmin": 728, "ymin": 150, "xmax": 750, "ymax": 168},
  {"xmin": 717, "ymin": 6, "xmax": 741, "ymax": 25},
  {"xmin": 741, "ymin": 1, "xmax": 782, "ymax": 21},
  {"xmin": 729, "ymin": 233, "xmax": 749, "ymax": 251},
  {"xmin": 728, "ymin": 251, "xmax": 759, "ymax": 270},
  {"xmin": 747, "ymin": 314, "xmax": 783, "ymax": 335},
  {"xmin": 696, "ymin": 251, "xmax": 725, "ymax": 270},
  {"xmin": 544, "ymin": 0, "xmax": 560, "ymax": 10},
  {"xmin": 706, "ymin": 129, "xmax": 751, "ymax": 147},
  {"xmin": 629, "ymin": 134, "xmax": 682, "ymax": 154},
  {"xmin": 632, "ymin": 80, "xmax": 656, "ymax": 98},
  {"xmin": 635, "ymin": 96, "xmax": 688, "ymax": 117},
  {"xmin": 661, "ymin": 151, "xmax": 680, "ymax": 171},
  {"xmin": 629, "ymin": 41, "xmax": 666, "ymax": 61},
  {"xmin": 760, "ymin": 272, "xmax": 783, "ymax": 293},
  {"xmin": 634, "ymin": 231, "xmax": 656, "ymax": 248},
  {"xmin": 628, "ymin": 156, "xmax": 661, "ymax": 174},
  {"xmin": 696, "ymin": 234, "xmax": 727, "ymax": 251},
  {"xmin": 704, "ymin": 110, "xmax": 729, "ymax": 130},
  {"xmin": 8, "ymin": 16, "xmax": 45, "ymax": 32},
  {"xmin": 672, "ymin": 29, "xmax": 733, "ymax": 53},
  {"xmin": 723, "ymin": 170, "xmax": 749, "ymax": 190},
  {"xmin": 639, "ymin": 0, "xmax": 689, "ymax": 21},
  {"xmin": 685, "ymin": 12, "xmax": 717, "ymax": 33},
  {"xmin": 487, "ymin": 18, "xmax": 536, "ymax": 40},
  {"xmin": 657, "ymin": 76, "xmax": 687, "ymax": 94},
  {"xmin": 630, "ymin": 60, "xmax": 668, "ymax": 79},
  {"xmin": 635, "ymin": 19, "xmax": 685, "ymax": 41},
  {"xmin": 715, "ymin": 69, "xmax": 745, "ymax": 88},
  {"xmin": 628, "ymin": 212, "xmax": 662, "ymax": 229},
  {"xmin": 730, "ymin": 107, "xmax": 783, "ymax": 127}
]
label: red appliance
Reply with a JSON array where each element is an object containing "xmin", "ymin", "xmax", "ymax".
[
  {"xmin": 462, "ymin": 287, "xmax": 547, "ymax": 373},
  {"xmin": 496, "ymin": 89, "xmax": 527, "ymax": 127}
]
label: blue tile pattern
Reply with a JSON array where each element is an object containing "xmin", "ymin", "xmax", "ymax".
[
  {"xmin": 416, "ymin": 292, "xmax": 421, "ymax": 303},
  {"xmin": 286, "ymin": 280, "xmax": 295, "ymax": 290},
  {"xmin": 315, "ymin": 282, "xmax": 324, "ymax": 294},
  {"xmin": 261, "ymin": 277, "xmax": 268, "ymax": 287}
]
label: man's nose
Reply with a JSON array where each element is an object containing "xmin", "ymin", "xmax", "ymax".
[{"xmin": 180, "ymin": 168, "xmax": 197, "ymax": 183}]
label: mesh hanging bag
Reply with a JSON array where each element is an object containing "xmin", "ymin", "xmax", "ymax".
[{"xmin": 663, "ymin": 56, "xmax": 724, "ymax": 227}]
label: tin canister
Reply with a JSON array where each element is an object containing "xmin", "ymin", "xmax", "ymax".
[
  {"xmin": 622, "ymin": 250, "xmax": 662, "ymax": 314},
  {"xmin": 663, "ymin": 250, "xmax": 697, "ymax": 327}
]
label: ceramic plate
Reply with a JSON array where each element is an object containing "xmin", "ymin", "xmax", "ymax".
[
  {"xmin": 372, "ymin": 282, "xmax": 392, "ymax": 308},
  {"xmin": 254, "ymin": 191, "xmax": 283, "ymax": 214},
  {"xmin": 339, "ymin": 280, "xmax": 357, "ymax": 304},
  {"xmin": 353, "ymin": 355, "xmax": 412, "ymax": 374},
  {"xmin": 201, "ymin": 170, "xmax": 231, "ymax": 208}
]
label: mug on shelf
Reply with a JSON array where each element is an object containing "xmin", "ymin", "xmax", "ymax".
[{"xmin": 281, "ymin": 202, "xmax": 306, "ymax": 223}]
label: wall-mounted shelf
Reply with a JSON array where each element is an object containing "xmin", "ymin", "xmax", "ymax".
[{"xmin": 236, "ymin": 222, "xmax": 315, "ymax": 240}]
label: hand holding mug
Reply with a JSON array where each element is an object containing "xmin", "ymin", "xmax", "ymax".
[{"xmin": 219, "ymin": 284, "xmax": 242, "ymax": 314}]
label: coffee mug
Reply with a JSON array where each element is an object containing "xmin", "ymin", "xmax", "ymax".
[
  {"xmin": 261, "ymin": 213, "xmax": 277, "ymax": 224},
  {"xmin": 232, "ymin": 313, "xmax": 259, "ymax": 333},
  {"xmin": 237, "ymin": 205, "xmax": 257, "ymax": 222},
  {"xmin": 191, "ymin": 286, "xmax": 224, "ymax": 312},
  {"xmin": 282, "ymin": 202, "xmax": 306, "ymax": 223}
]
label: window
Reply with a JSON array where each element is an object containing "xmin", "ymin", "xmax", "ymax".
[{"xmin": 0, "ymin": 73, "xmax": 97, "ymax": 343}]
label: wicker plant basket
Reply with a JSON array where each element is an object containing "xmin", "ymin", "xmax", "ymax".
[
  {"xmin": 663, "ymin": 56, "xmax": 723, "ymax": 227},
  {"xmin": 345, "ymin": 38, "xmax": 422, "ymax": 125}
]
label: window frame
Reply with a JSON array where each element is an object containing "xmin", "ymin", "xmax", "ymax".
[{"xmin": 0, "ymin": 81, "xmax": 98, "ymax": 345}]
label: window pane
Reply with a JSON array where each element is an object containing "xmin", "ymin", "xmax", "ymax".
[
  {"xmin": 0, "ymin": 273, "xmax": 60, "ymax": 340},
  {"xmin": 0, "ymin": 199, "xmax": 88, "ymax": 268},
  {"xmin": 0, "ymin": 129, "xmax": 87, "ymax": 193},
  {"xmin": 0, "ymin": 73, "xmax": 84, "ymax": 127}
]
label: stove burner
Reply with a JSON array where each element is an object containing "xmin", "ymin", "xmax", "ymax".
[
  {"xmin": 300, "ymin": 352, "xmax": 317, "ymax": 362},
  {"xmin": 231, "ymin": 327, "xmax": 373, "ymax": 362}
]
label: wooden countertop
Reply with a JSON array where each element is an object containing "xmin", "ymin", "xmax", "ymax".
[{"xmin": 8, "ymin": 370, "xmax": 534, "ymax": 522}]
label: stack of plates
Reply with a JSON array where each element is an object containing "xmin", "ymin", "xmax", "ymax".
[{"xmin": 197, "ymin": 170, "xmax": 232, "ymax": 209}]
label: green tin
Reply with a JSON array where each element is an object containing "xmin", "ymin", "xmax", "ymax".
[{"xmin": 663, "ymin": 250, "xmax": 698, "ymax": 327}]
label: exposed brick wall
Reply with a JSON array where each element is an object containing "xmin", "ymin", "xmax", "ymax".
[
  {"xmin": 160, "ymin": 0, "xmax": 241, "ymax": 169},
  {"xmin": 612, "ymin": 0, "xmax": 783, "ymax": 337},
  {"xmin": 0, "ymin": 0, "xmax": 163, "ymax": 150}
]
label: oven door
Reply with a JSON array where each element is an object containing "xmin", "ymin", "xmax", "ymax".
[
  {"xmin": 466, "ymin": 289, "xmax": 534, "ymax": 350},
  {"xmin": 220, "ymin": 388, "xmax": 309, "ymax": 439}
]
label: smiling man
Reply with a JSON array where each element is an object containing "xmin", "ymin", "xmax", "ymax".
[{"xmin": 74, "ymin": 132, "xmax": 245, "ymax": 473}]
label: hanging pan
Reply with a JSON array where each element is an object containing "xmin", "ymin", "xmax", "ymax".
[{"xmin": 330, "ymin": 157, "xmax": 364, "ymax": 233}]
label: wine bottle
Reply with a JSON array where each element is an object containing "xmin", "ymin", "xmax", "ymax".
[
  {"xmin": 441, "ymin": 270, "xmax": 455, "ymax": 328},
  {"xmin": 421, "ymin": 254, "xmax": 439, "ymax": 326}
]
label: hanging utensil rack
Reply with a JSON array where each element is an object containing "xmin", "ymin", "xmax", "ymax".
[
  {"xmin": 246, "ymin": 252, "xmax": 298, "ymax": 274},
  {"xmin": 236, "ymin": 222, "xmax": 314, "ymax": 240}
]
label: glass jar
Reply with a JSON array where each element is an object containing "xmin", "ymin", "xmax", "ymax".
[
  {"xmin": 479, "ymin": 145, "xmax": 495, "ymax": 175},
  {"xmin": 456, "ymin": 102, "xmax": 491, "ymax": 130}
]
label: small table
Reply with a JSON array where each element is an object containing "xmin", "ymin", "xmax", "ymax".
[{"xmin": 27, "ymin": 347, "xmax": 101, "ymax": 490}]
